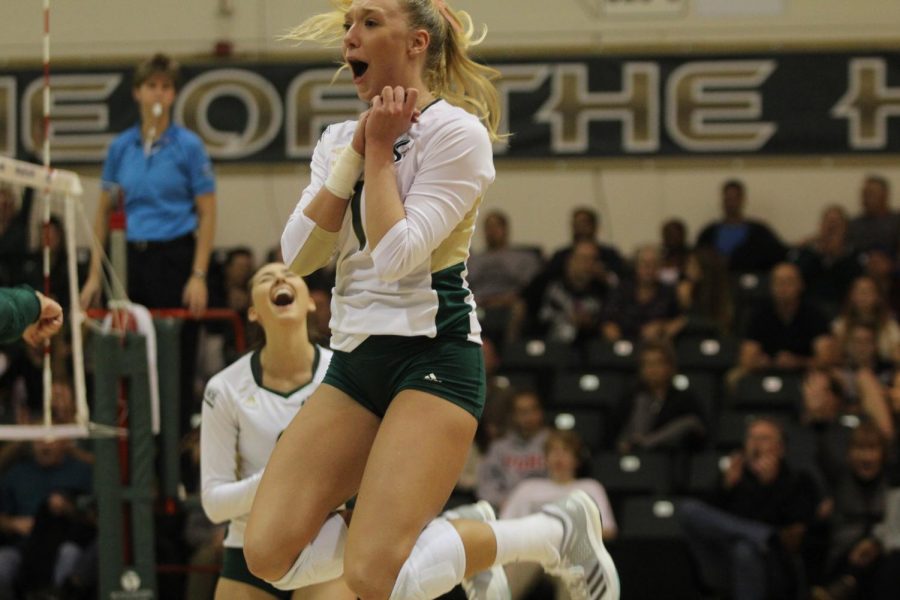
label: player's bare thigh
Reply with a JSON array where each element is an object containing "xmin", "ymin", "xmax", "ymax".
[
  {"xmin": 245, "ymin": 384, "xmax": 380, "ymax": 579},
  {"xmin": 343, "ymin": 390, "xmax": 478, "ymax": 598}
]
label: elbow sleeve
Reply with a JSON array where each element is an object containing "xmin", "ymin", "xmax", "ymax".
[{"xmin": 283, "ymin": 215, "xmax": 339, "ymax": 276}]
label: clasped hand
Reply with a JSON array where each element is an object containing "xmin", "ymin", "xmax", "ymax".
[{"xmin": 352, "ymin": 86, "xmax": 422, "ymax": 155}]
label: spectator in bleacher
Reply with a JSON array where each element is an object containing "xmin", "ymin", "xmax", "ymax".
[
  {"xmin": 0, "ymin": 433, "xmax": 94, "ymax": 598},
  {"xmin": 468, "ymin": 210, "xmax": 542, "ymax": 344},
  {"xmin": 678, "ymin": 417, "xmax": 820, "ymax": 600},
  {"xmin": 800, "ymin": 369, "xmax": 856, "ymax": 485},
  {"xmin": 545, "ymin": 207, "xmax": 626, "ymax": 283},
  {"xmin": 537, "ymin": 240, "xmax": 609, "ymax": 346},
  {"xmin": 468, "ymin": 210, "xmax": 542, "ymax": 307},
  {"xmin": 800, "ymin": 369, "xmax": 894, "ymax": 457},
  {"xmin": 524, "ymin": 206, "xmax": 624, "ymax": 338},
  {"xmin": 790, "ymin": 205, "xmax": 864, "ymax": 318},
  {"xmin": 812, "ymin": 422, "xmax": 891, "ymax": 600},
  {"xmin": 601, "ymin": 245, "xmax": 685, "ymax": 342},
  {"xmin": 677, "ymin": 247, "xmax": 735, "ymax": 336},
  {"xmin": 607, "ymin": 340, "xmax": 707, "ymax": 454},
  {"xmin": 476, "ymin": 389, "xmax": 549, "ymax": 511},
  {"xmin": 862, "ymin": 247, "xmax": 900, "ymax": 316},
  {"xmin": 733, "ymin": 262, "xmax": 830, "ymax": 382},
  {"xmin": 206, "ymin": 246, "xmax": 256, "ymax": 366},
  {"xmin": 847, "ymin": 175, "xmax": 900, "ymax": 255},
  {"xmin": 660, "ymin": 218, "xmax": 690, "ymax": 284},
  {"xmin": 0, "ymin": 184, "xmax": 33, "ymax": 287},
  {"xmin": 500, "ymin": 429, "xmax": 617, "ymax": 600},
  {"xmin": 696, "ymin": 179, "xmax": 786, "ymax": 273},
  {"xmin": 839, "ymin": 323, "xmax": 894, "ymax": 385},
  {"xmin": 220, "ymin": 246, "xmax": 255, "ymax": 316},
  {"xmin": 832, "ymin": 276, "xmax": 900, "ymax": 366}
]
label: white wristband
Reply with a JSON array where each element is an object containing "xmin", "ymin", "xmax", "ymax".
[{"xmin": 324, "ymin": 145, "xmax": 364, "ymax": 200}]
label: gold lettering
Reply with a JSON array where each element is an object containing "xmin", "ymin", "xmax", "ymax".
[
  {"xmin": 535, "ymin": 63, "xmax": 659, "ymax": 153},
  {"xmin": 832, "ymin": 58, "xmax": 900, "ymax": 150},
  {"xmin": 666, "ymin": 60, "xmax": 776, "ymax": 151},
  {"xmin": 21, "ymin": 74, "xmax": 121, "ymax": 162},
  {"xmin": 285, "ymin": 69, "xmax": 366, "ymax": 159},
  {"xmin": 175, "ymin": 69, "xmax": 282, "ymax": 159},
  {"xmin": 492, "ymin": 65, "xmax": 552, "ymax": 154}
]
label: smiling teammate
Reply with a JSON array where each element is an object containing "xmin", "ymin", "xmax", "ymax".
[{"xmin": 201, "ymin": 263, "xmax": 351, "ymax": 599}]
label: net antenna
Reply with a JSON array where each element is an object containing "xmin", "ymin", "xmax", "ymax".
[{"xmin": 0, "ymin": 156, "xmax": 120, "ymax": 439}]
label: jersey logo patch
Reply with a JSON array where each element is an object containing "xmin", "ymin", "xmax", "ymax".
[
  {"xmin": 393, "ymin": 137, "xmax": 412, "ymax": 162},
  {"xmin": 423, "ymin": 372, "xmax": 443, "ymax": 383},
  {"xmin": 203, "ymin": 387, "xmax": 218, "ymax": 408},
  {"xmin": 243, "ymin": 395, "xmax": 259, "ymax": 409}
]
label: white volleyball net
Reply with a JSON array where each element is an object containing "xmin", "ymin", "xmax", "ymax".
[{"xmin": 0, "ymin": 155, "xmax": 120, "ymax": 439}]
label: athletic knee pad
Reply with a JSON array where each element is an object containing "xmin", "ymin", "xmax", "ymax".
[
  {"xmin": 389, "ymin": 518, "xmax": 466, "ymax": 600},
  {"xmin": 269, "ymin": 513, "xmax": 346, "ymax": 590}
]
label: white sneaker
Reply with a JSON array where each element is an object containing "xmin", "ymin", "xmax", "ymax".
[
  {"xmin": 540, "ymin": 490, "xmax": 620, "ymax": 600},
  {"xmin": 444, "ymin": 501, "xmax": 512, "ymax": 600}
]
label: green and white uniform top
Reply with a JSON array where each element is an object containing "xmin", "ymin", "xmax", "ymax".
[
  {"xmin": 200, "ymin": 346, "xmax": 333, "ymax": 548},
  {"xmin": 282, "ymin": 99, "xmax": 496, "ymax": 352}
]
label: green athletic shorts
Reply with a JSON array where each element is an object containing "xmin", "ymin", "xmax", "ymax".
[
  {"xmin": 221, "ymin": 547, "xmax": 292, "ymax": 599},
  {"xmin": 323, "ymin": 335, "xmax": 486, "ymax": 419}
]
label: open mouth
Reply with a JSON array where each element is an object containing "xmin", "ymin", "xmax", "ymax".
[
  {"xmin": 348, "ymin": 60, "xmax": 369, "ymax": 79},
  {"xmin": 271, "ymin": 285, "xmax": 295, "ymax": 307}
]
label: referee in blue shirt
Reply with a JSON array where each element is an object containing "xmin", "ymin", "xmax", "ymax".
[
  {"xmin": 80, "ymin": 53, "xmax": 217, "ymax": 438},
  {"xmin": 80, "ymin": 53, "xmax": 216, "ymax": 314}
]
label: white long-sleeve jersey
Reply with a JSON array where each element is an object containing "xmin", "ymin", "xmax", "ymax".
[
  {"xmin": 282, "ymin": 100, "xmax": 496, "ymax": 351},
  {"xmin": 200, "ymin": 346, "xmax": 332, "ymax": 548}
]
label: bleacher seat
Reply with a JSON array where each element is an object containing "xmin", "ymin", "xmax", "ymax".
[
  {"xmin": 686, "ymin": 451, "xmax": 731, "ymax": 496},
  {"xmin": 593, "ymin": 452, "xmax": 673, "ymax": 497},
  {"xmin": 550, "ymin": 408, "xmax": 606, "ymax": 453},
  {"xmin": 500, "ymin": 338, "xmax": 575, "ymax": 398},
  {"xmin": 732, "ymin": 372, "xmax": 802, "ymax": 415},
  {"xmin": 584, "ymin": 339, "xmax": 638, "ymax": 371},
  {"xmin": 619, "ymin": 496, "xmax": 685, "ymax": 540},
  {"xmin": 551, "ymin": 370, "xmax": 628, "ymax": 409},
  {"xmin": 673, "ymin": 371, "xmax": 718, "ymax": 422},
  {"xmin": 675, "ymin": 335, "xmax": 739, "ymax": 372},
  {"xmin": 492, "ymin": 371, "xmax": 538, "ymax": 394},
  {"xmin": 478, "ymin": 306, "xmax": 513, "ymax": 345},
  {"xmin": 501, "ymin": 338, "xmax": 576, "ymax": 371}
]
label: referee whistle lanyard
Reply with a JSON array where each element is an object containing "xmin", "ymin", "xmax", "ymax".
[{"xmin": 144, "ymin": 102, "xmax": 162, "ymax": 157}]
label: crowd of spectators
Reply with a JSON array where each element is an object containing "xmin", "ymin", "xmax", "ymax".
[{"xmin": 456, "ymin": 175, "xmax": 900, "ymax": 600}]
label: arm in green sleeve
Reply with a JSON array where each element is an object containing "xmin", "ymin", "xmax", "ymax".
[{"xmin": 0, "ymin": 285, "xmax": 41, "ymax": 345}]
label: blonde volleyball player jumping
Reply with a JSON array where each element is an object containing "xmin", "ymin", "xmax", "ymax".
[
  {"xmin": 244, "ymin": 2, "xmax": 619, "ymax": 599},
  {"xmin": 200, "ymin": 263, "xmax": 352, "ymax": 599}
]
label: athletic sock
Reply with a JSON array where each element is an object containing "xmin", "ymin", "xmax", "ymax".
[{"xmin": 488, "ymin": 513, "xmax": 564, "ymax": 568}]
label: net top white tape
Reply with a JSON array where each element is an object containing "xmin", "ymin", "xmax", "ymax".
[
  {"xmin": 0, "ymin": 423, "xmax": 125, "ymax": 441},
  {"xmin": 0, "ymin": 155, "xmax": 83, "ymax": 196}
]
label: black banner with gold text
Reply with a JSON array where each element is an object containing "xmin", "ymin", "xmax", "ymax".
[{"xmin": 2, "ymin": 52, "xmax": 899, "ymax": 163}]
